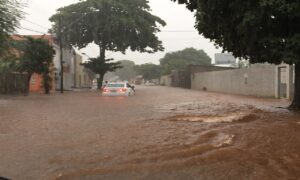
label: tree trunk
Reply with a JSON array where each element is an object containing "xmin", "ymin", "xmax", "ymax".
[
  {"xmin": 98, "ymin": 73, "xmax": 105, "ymax": 90},
  {"xmin": 97, "ymin": 78, "xmax": 101, "ymax": 89},
  {"xmin": 97, "ymin": 43, "xmax": 106, "ymax": 90},
  {"xmin": 43, "ymin": 73, "xmax": 50, "ymax": 94},
  {"xmin": 100, "ymin": 45, "xmax": 106, "ymax": 61},
  {"xmin": 25, "ymin": 73, "xmax": 32, "ymax": 96},
  {"xmin": 289, "ymin": 63, "xmax": 300, "ymax": 110}
]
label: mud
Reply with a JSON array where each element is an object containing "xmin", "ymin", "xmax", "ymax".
[
  {"xmin": 0, "ymin": 86, "xmax": 299, "ymax": 180},
  {"xmin": 56, "ymin": 104, "xmax": 300, "ymax": 180}
]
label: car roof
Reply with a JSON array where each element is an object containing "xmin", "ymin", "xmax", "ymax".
[{"xmin": 108, "ymin": 82, "xmax": 126, "ymax": 84}]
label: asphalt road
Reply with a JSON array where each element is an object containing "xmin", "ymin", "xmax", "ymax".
[{"xmin": 0, "ymin": 86, "xmax": 299, "ymax": 180}]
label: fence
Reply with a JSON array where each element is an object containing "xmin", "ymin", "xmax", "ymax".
[{"xmin": 0, "ymin": 73, "xmax": 28, "ymax": 94}]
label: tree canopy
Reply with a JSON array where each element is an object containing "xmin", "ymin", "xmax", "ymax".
[
  {"xmin": 50, "ymin": 0, "xmax": 166, "ymax": 89},
  {"xmin": 135, "ymin": 63, "xmax": 161, "ymax": 80},
  {"xmin": 172, "ymin": 0, "xmax": 300, "ymax": 109},
  {"xmin": 172, "ymin": 0, "xmax": 299, "ymax": 65},
  {"xmin": 19, "ymin": 37, "xmax": 55, "ymax": 94},
  {"xmin": 0, "ymin": 0, "xmax": 23, "ymax": 55},
  {"xmin": 114, "ymin": 60, "xmax": 136, "ymax": 81},
  {"xmin": 160, "ymin": 47, "xmax": 211, "ymax": 75},
  {"xmin": 49, "ymin": 0, "xmax": 166, "ymax": 54}
]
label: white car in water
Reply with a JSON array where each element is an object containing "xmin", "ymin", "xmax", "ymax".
[{"xmin": 102, "ymin": 82, "xmax": 135, "ymax": 96}]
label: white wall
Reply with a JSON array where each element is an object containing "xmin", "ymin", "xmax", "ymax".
[{"xmin": 192, "ymin": 64, "xmax": 277, "ymax": 98}]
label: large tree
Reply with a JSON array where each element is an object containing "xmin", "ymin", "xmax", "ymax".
[
  {"xmin": 172, "ymin": 0, "xmax": 300, "ymax": 110},
  {"xmin": 0, "ymin": 0, "xmax": 23, "ymax": 55},
  {"xmin": 50, "ymin": 0, "xmax": 166, "ymax": 88},
  {"xmin": 19, "ymin": 37, "xmax": 55, "ymax": 94},
  {"xmin": 160, "ymin": 47, "xmax": 211, "ymax": 75}
]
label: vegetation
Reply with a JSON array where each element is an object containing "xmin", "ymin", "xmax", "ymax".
[
  {"xmin": 172, "ymin": 0, "xmax": 300, "ymax": 110},
  {"xmin": 50, "ymin": 0, "xmax": 166, "ymax": 88},
  {"xmin": 0, "ymin": 0, "xmax": 23, "ymax": 73},
  {"xmin": 159, "ymin": 47, "xmax": 211, "ymax": 75},
  {"xmin": 0, "ymin": 0, "xmax": 23, "ymax": 55},
  {"xmin": 114, "ymin": 60, "xmax": 136, "ymax": 81},
  {"xmin": 81, "ymin": 57, "xmax": 122, "ymax": 88},
  {"xmin": 0, "ymin": 54, "xmax": 19, "ymax": 73},
  {"xmin": 19, "ymin": 37, "xmax": 55, "ymax": 94},
  {"xmin": 238, "ymin": 60, "xmax": 250, "ymax": 68},
  {"xmin": 135, "ymin": 63, "xmax": 161, "ymax": 80}
]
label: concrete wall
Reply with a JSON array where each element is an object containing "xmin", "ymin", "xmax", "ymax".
[
  {"xmin": 53, "ymin": 45, "xmax": 75, "ymax": 90},
  {"xmin": 165, "ymin": 65, "xmax": 234, "ymax": 89},
  {"xmin": 74, "ymin": 54, "xmax": 93, "ymax": 88},
  {"xmin": 74, "ymin": 54, "xmax": 82, "ymax": 88},
  {"xmin": 191, "ymin": 64, "xmax": 277, "ymax": 97},
  {"xmin": 160, "ymin": 75, "xmax": 172, "ymax": 86}
]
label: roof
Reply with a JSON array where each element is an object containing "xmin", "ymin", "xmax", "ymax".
[{"xmin": 10, "ymin": 34, "xmax": 54, "ymax": 45}]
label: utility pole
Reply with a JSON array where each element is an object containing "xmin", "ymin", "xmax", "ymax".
[{"xmin": 58, "ymin": 17, "xmax": 64, "ymax": 93}]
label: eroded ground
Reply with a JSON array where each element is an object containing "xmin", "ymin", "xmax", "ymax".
[{"xmin": 0, "ymin": 86, "xmax": 299, "ymax": 180}]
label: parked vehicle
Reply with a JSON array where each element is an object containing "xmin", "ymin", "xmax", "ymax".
[
  {"xmin": 102, "ymin": 82, "xmax": 135, "ymax": 96},
  {"xmin": 91, "ymin": 79, "xmax": 98, "ymax": 90},
  {"xmin": 145, "ymin": 81, "xmax": 155, "ymax": 86}
]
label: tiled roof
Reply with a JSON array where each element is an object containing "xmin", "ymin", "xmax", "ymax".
[{"xmin": 10, "ymin": 34, "xmax": 54, "ymax": 45}]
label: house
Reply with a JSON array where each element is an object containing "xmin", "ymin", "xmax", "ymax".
[
  {"xmin": 73, "ymin": 53, "xmax": 94, "ymax": 88},
  {"xmin": 11, "ymin": 34, "xmax": 93, "ymax": 92},
  {"xmin": 52, "ymin": 43, "xmax": 76, "ymax": 90},
  {"xmin": 11, "ymin": 34, "xmax": 56, "ymax": 92}
]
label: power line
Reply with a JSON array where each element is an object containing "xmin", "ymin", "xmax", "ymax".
[
  {"xmin": 23, "ymin": 19, "xmax": 49, "ymax": 30},
  {"xmin": 62, "ymin": 11, "xmax": 97, "ymax": 29},
  {"xmin": 19, "ymin": 26, "xmax": 48, "ymax": 34},
  {"xmin": 160, "ymin": 30, "xmax": 198, "ymax": 33},
  {"xmin": 161, "ymin": 38, "xmax": 202, "ymax": 40}
]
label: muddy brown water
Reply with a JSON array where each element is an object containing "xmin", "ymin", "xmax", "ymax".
[{"xmin": 0, "ymin": 86, "xmax": 299, "ymax": 180}]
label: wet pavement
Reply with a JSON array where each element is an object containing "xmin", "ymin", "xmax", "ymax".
[{"xmin": 0, "ymin": 86, "xmax": 299, "ymax": 180}]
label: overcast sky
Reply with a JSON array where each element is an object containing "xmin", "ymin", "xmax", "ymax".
[{"xmin": 18, "ymin": 0, "xmax": 222, "ymax": 64}]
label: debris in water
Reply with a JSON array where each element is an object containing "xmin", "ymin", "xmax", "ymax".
[
  {"xmin": 168, "ymin": 111, "xmax": 257, "ymax": 123},
  {"xmin": 211, "ymin": 133, "xmax": 235, "ymax": 147}
]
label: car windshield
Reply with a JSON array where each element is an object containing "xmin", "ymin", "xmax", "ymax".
[{"xmin": 107, "ymin": 83, "xmax": 125, "ymax": 88}]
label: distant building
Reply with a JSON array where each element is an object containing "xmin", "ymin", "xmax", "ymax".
[
  {"xmin": 214, "ymin": 53, "xmax": 236, "ymax": 66},
  {"xmin": 52, "ymin": 44, "xmax": 76, "ymax": 90},
  {"xmin": 74, "ymin": 53, "xmax": 94, "ymax": 88}
]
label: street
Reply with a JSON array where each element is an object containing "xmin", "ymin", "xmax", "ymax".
[{"xmin": 0, "ymin": 86, "xmax": 300, "ymax": 180}]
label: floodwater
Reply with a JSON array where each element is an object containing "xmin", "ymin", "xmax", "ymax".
[{"xmin": 0, "ymin": 86, "xmax": 299, "ymax": 179}]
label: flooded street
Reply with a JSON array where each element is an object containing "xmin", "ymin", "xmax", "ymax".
[{"xmin": 0, "ymin": 86, "xmax": 299, "ymax": 180}]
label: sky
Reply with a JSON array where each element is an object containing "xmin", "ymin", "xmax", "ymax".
[{"xmin": 17, "ymin": 0, "xmax": 223, "ymax": 64}]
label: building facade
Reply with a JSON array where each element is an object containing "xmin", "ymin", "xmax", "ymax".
[
  {"xmin": 11, "ymin": 35, "xmax": 56, "ymax": 93},
  {"xmin": 214, "ymin": 53, "xmax": 236, "ymax": 67},
  {"xmin": 53, "ymin": 44, "xmax": 76, "ymax": 91}
]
